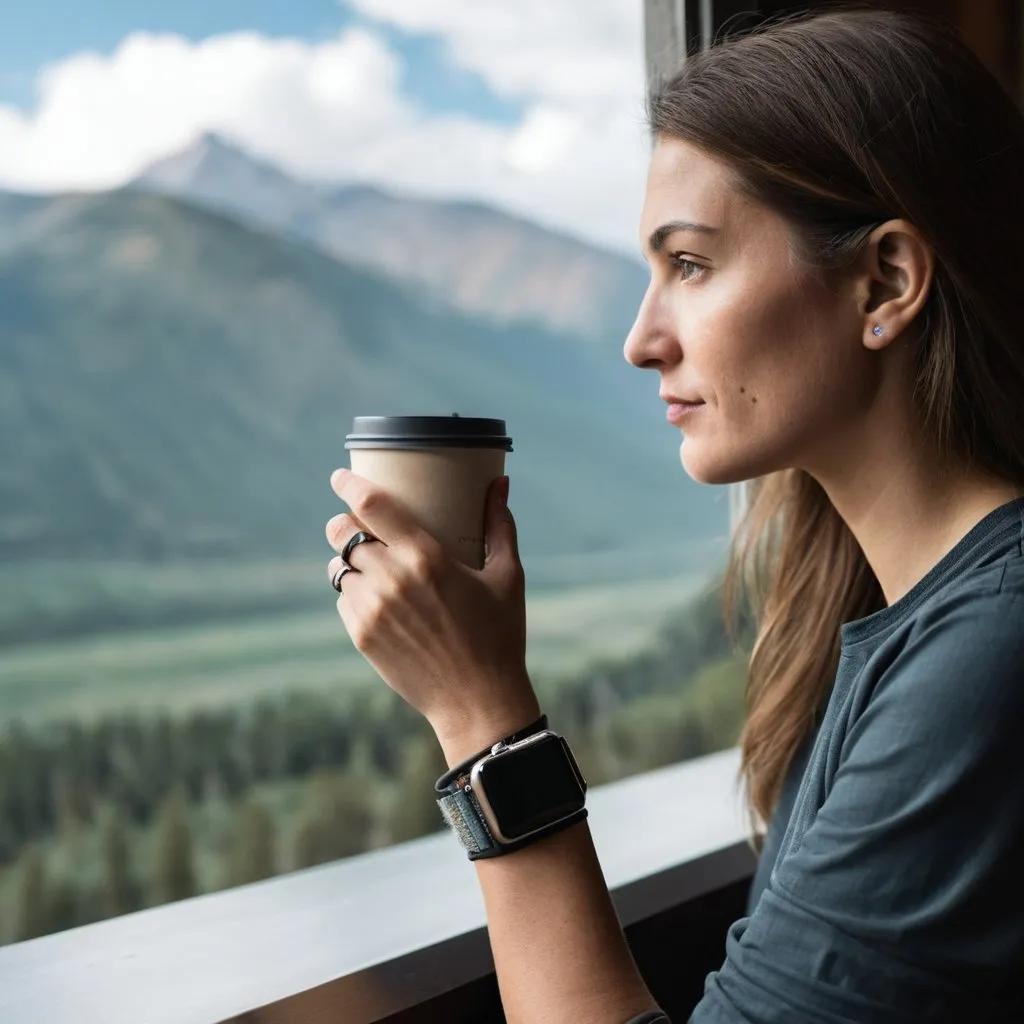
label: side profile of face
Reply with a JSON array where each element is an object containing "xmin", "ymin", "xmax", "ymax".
[{"xmin": 625, "ymin": 137, "xmax": 923, "ymax": 486}]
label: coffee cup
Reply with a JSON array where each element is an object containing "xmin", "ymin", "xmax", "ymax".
[{"xmin": 344, "ymin": 415, "xmax": 513, "ymax": 569}]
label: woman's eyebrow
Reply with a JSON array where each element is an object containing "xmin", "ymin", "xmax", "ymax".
[{"xmin": 647, "ymin": 219, "xmax": 719, "ymax": 255}]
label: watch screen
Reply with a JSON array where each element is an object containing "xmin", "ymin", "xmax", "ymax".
[{"xmin": 478, "ymin": 735, "xmax": 585, "ymax": 841}]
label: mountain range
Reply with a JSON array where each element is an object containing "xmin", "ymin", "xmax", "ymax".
[
  {"xmin": 134, "ymin": 133, "xmax": 649, "ymax": 343},
  {"xmin": 0, "ymin": 138, "xmax": 726, "ymax": 569}
]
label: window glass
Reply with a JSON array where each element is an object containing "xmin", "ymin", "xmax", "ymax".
[{"xmin": 0, "ymin": 2, "xmax": 748, "ymax": 945}]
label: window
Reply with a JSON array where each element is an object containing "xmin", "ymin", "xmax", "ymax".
[{"xmin": 0, "ymin": 2, "xmax": 746, "ymax": 947}]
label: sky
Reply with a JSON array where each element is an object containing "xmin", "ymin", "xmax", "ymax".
[{"xmin": 0, "ymin": 1, "xmax": 651, "ymax": 253}]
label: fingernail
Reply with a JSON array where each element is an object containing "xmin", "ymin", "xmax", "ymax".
[
  {"xmin": 331, "ymin": 468, "xmax": 349, "ymax": 487},
  {"xmin": 500, "ymin": 476, "xmax": 510, "ymax": 506}
]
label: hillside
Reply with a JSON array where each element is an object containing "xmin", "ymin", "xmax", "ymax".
[
  {"xmin": 134, "ymin": 133, "xmax": 650, "ymax": 342},
  {"xmin": 0, "ymin": 189, "xmax": 725, "ymax": 563}
]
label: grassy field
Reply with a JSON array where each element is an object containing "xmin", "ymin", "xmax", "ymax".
[
  {"xmin": 0, "ymin": 552, "xmax": 740, "ymax": 945},
  {"xmin": 0, "ymin": 569, "xmax": 711, "ymax": 722},
  {"xmin": 0, "ymin": 539, "xmax": 725, "ymax": 640},
  {"xmin": 0, "ymin": 559, "xmax": 333, "ymax": 646}
]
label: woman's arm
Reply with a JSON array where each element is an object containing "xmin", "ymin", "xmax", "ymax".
[
  {"xmin": 436, "ymin": 717, "xmax": 664, "ymax": 1024},
  {"xmin": 326, "ymin": 472, "xmax": 668, "ymax": 1021},
  {"xmin": 473, "ymin": 821, "xmax": 663, "ymax": 1023}
]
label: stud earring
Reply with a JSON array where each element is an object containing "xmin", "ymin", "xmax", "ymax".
[{"xmin": 872, "ymin": 325, "xmax": 884, "ymax": 337}]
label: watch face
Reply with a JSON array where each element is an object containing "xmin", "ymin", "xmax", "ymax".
[{"xmin": 476, "ymin": 734, "xmax": 586, "ymax": 841}]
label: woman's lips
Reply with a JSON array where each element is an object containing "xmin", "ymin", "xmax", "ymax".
[{"xmin": 666, "ymin": 401, "xmax": 706, "ymax": 426}]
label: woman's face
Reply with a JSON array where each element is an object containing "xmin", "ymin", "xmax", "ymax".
[{"xmin": 625, "ymin": 137, "xmax": 879, "ymax": 485}]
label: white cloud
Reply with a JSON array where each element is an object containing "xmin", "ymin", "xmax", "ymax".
[
  {"xmin": 506, "ymin": 105, "xmax": 581, "ymax": 175},
  {"xmin": 0, "ymin": 3, "xmax": 651, "ymax": 253},
  {"xmin": 347, "ymin": 0, "xmax": 642, "ymax": 106},
  {"xmin": 0, "ymin": 29, "xmax": 404, "ymax": 191}
]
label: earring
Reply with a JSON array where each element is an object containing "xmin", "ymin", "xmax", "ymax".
[{"xmin": 872, "ymin": 325, "xmax": 884, "ymax": 337}]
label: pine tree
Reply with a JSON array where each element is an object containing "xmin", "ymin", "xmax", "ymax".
[
  {"xmin": 225, "ymin": 798, "xmax": 276, "ymax": 887},
  {"xmin": 150, "ymin": 791, "xmax": 196, "ymax": 906},
  {"xmin": 11, "ymin": 844, "xmax": 49, "ymax": 942},
  {"xmin": 45, "ymin": 878, "xmax": 79, "ymax": 935},
  {"xmin": 387, "ymin": 736, "xmax": 448, "ymax": 844},
  {"xmin": 291, "ymin": 772, "xmax": 374, "ymax": 869},
  {"xmin": 98, "ymin": 806, "xmax": 141, "ymax": 918}
]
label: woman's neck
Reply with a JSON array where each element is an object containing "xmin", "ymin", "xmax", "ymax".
[{"xmin": 815, "ymin": 443, "xmax": 1021, "ymax": 607}]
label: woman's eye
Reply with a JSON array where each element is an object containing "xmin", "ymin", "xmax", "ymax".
[{"xmin": 669, "ymin": 253, "xmax": 705, "ymax": 281}]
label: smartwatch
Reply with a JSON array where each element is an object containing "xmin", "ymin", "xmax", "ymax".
[{"xmin": 436, "ymin": 725, "xmax": 588, "ymax": 859}]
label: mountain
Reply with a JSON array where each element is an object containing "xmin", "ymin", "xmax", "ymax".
[
  {"xmin": 133, "ymin": 134, "xmax": 649, "ymax": 343},
  {"xmin": 0, "ymin": 189, "xmax": 724, "ymax": 564},
  {"xmin": 0, "ymin": 192, "xmax": 48, "ymax": 252}
]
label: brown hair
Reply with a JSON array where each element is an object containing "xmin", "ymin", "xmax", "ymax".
[{"xmin": 649, "ymin": 8, "xmax": 1024, "ymax": 834}]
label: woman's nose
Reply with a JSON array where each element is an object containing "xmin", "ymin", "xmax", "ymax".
[{"xmin": 623, "ymin": 288, "xmax": 679, "ymax": 370}]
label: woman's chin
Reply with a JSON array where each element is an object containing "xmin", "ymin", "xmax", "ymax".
[{"xmin": 680, "ymin": 442, "xmax": 762, "ymax": 486}]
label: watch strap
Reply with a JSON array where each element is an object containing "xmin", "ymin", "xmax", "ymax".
[
  {"xmin": 437, "ymin": 784, "xmax": 588, "ymax": 860},
  {"xmin": 437, "ymin": 785, "xmax": 495, "ymax": 855}
]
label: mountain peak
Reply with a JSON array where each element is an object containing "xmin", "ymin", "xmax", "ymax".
[
  {"xmin": 193, "ymin": 130, "xmax": 241, "ymax": 153},
  {"xmin": 136, "ymin": 132, "xmax": 295, "ymax": 192},
  {"xmin": 182, "ymin": 131, "xmax": 253, "ymax": 168},
  {"xmin": 132, "ymin": 133, "xmax": 645, "ymax": 340}
]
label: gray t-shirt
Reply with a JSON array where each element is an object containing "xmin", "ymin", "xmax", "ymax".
[
  {"xmin": 630, "ymin": 497, "xmax": 1024, "ymax": 1023},
  {"xmin": 745, "ymin": 714, "xmax": 817, "ymax": 918}
]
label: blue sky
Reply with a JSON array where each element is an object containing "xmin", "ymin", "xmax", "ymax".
[
  {"xmin": 0, "ymin": 0, "xmax": 522, "ymax": 123},
  {"xmin": 0, "ymin": 1, "xmax": 646, "ymax": 253}
]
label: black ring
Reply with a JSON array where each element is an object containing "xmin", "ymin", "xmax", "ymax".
[
  {"xmin": 332, "ymin": 564, "xmax": 354, "ymax": 593},
  {"xmin": 340, "ymin": 530, "xmax": 378, "ymax": 567}
]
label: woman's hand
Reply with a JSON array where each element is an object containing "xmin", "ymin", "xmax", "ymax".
[{"xmin": 325, "ymin": 469, "xmax": 541, "ymax": 764}]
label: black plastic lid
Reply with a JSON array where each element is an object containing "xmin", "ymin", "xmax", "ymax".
[{"xmin": 345, "ymin": 414, "xmax": 513, "ymax": 451}]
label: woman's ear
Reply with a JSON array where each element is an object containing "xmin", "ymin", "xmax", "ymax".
[{"xmin": 859, "ymin": 219, "xmax": 934, "ymax": 350}]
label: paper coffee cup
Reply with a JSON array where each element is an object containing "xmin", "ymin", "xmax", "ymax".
[{"xmin": 345, "ymin": 415, "xmax": 513, "ymax": 569}]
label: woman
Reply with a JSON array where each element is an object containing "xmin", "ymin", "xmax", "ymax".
[{"xmin": 324, "ymin": 9, "xmax": 1024, "ymax": 1022}]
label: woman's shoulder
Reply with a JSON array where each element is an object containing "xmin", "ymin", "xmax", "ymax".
[
  {"xmin": 871, "ymin": 569, "xmax": 1024, "ymax": 740},
  {"xmin": 908, "ymin": 547, "xmax": 1024, "ymax": 641}
]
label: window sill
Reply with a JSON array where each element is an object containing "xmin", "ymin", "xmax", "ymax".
[{"xmin": 0, "ymin": 747, "xmax": 752, "ymax": 1024}]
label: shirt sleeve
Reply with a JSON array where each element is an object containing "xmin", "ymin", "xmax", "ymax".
[{"xmin": 690, "ymin": 587, "xmax": 1024, "ymax": 1023}]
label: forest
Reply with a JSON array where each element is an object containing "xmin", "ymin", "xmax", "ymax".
[{"xmin": 0, "ymin": 581, "xmax": 750, "ymax": 944}]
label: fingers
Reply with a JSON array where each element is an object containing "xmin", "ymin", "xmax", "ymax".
[
  {"xmin": 325, "ymin": 513, "xmax": 380, "ymax": 569},
  {"xmin": 482, "ymin": 476, "xmax": 523, "ymax": 588},
  {"xmin": 326, "ymin": 555, "xmax": 352, "ymax": 590},
  {"xmin": 330, "ymin": 469, "xmax": 424, "ymax": 546},
  {"xmin": 326, "ymin": 512, "xmax": 355, "ymax": 552}
]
